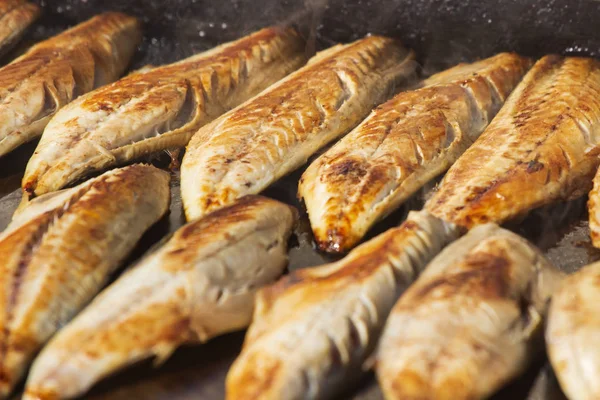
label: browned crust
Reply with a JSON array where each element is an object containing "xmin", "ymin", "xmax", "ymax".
[
  {"xmin": 0, "ymin": 12, "xmax": 140, "ymax": 162},
  {"xmin": 0, "ymin": 0, "xmax": 39, "ymax": 25},
  {"xmin": 79, "ymin": 27, "xmax": 302, "ymax": 114},
  {"xmin": 220, "ymin": 34, "xmax": 407, "ymax": 130},
  {"xmin": 377, "ymin": 224, "xmax": 563, "ymax": 400},
  {"xmin": 167, "ymin": 195, "xmax": 296, "ymax": 268},
  {"xmin": 0, "ymin": 0, "xmax": 39, "ymax": 55},
  {"xmin": 227, "ymin": 225, "xmax": 408, "ymax": 400},
  {"xmin": 13, "ymin": 12, "xmax": 141, "ymax": 190},
  {"xmin": 302, "ymin": 53, "xmax": 531, "ymax": 253},
  {"xmin": 22, "ymin": 194, "xmax": 295, "ymax": 400},
  {"xmin": 426, "ymin": 55, "xmax": 600, "ymax": 228},
  {"xmin": 248, "ymin": 223, "xmax": 421, "ymax": 328},
  {"xmin": 11, "ymin": 12, "xmax": 141, "ymax": 91},
  {"xmin": 182, "ymin": 34, "xmax": 414, "ymax": 220},
  {"xmin": 545, "ymin": 262, "xmax": 600, "ymax": 400},
  {"xmin": 226, "ymin": 211, "xmax": 457, "ymax": 400},
  {"xmin": 273, "ymin": 220, "xmax": 422, "ymax": 295},
  {"xmin": 0, "ymin": 164, "xmax": 170, "ymax": 396},
  {"xmin": 21, "ymin": 26, "xmax": 305, "ymax": 199},
  {"xmin": 402, "ymin": 247, "xmax": 512, "ymax": 304}
]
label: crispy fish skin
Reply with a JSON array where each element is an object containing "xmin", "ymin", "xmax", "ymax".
[
  {"xmin": 377, "ymin": 224, "xmax": 563, "ymax": 400},
  {"xmin": 425, "ymin": 55, "xmax": 600, "ymax": 228},
  {"xmin": 546, "ymin": 262, "xmax": 600, "ymax": 400},
  {"xmin": 181, "ymin": 36, "xmax": 417, "ymax": 220},
  {"xmin": 588, "ymin": 168, "xmax": 600, "ymax": 247},
  {"xmin": 0, "ymin": 0, "xmax": 39, "ymax": 56},
  {"xmin": 299, "ymin": 53, "xmax": 531, "ymax": 253},
  {"xmin": 22, "ymin": 27, "xmax": 306, "ymax": 198},
  {"xmin": 225, "ymin": 210, "xmax": 458, "ymax": 400},
  {"xmin": 23, "ymin": 195, "xmax": 295, "ymax": 400},
  {"xmin": 0, "ymin": 164, "xmax": 170, "ymax": 398},
  {"xmin": 0, "ymin": 12, "xmax": 141, "ymax": 159}
]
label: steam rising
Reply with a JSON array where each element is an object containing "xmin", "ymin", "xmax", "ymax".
[{"xmin": 27, "ymin": 0, "xmax": 600, "ymax": 74}]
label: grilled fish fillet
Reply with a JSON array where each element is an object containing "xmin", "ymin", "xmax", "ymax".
[
  {"xmin": 226, "ymin": 210, "xmax": 458, "ymax": 400},
  {"xmin": 0, "ymin": 0, "xmax": 39, "ymax": 56},
  {"xmin": 22, "ymin": 27, "xmax": 306, "ymax": 199},
  {"xmin": 587, "ymin": 167, "xmax": 600, "ymax": 248},
  {"xmin": 377, "ymin": 224, "xmax": 564, "ymax": 400},
  {"xmin": 0, "ymin": 164, "xmax": 170, "ymax": 397},
  {"xmin": 546, "ymin": 261, "xmax": 600, "ymax": 400},
  {"xmin": 23, "ymin": 195, "xmax": 295, "ymax": 400},
  {"xmin": 181, "ymin": 35, "xmax": 417, "ymax": 220},
  {"xmin": 299, "ymin": 53, "xmax": 531, "ymax": 253},
  {"xmin": 425, "ymin": 55, "xmax": 600, "ymax": 228},
  {"xmin": 0, "ymin": 12, "xmax": 141, "ymax": 159}
]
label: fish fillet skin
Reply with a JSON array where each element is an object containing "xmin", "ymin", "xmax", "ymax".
[
  {"xmin": 181, "ymin": 35, "xmax": 417, "ymax": 220},
  {"xmin": 425, "ymin": 55, "xmax": 600, "ymax": 228},
  {"xmin": 226, "ymin": 210, "xmax": 459, "ymax": 400},
  {"xmin": 299, "ymin": 53, "xmax": 531, "ymax": 253},
  {"xmin": 22, "ymin": 27, "xmax": 306, "ymax": 199},
  {"xmin": 0, "ymin": 164, "xmax": 170, "ymax": 398},
  {"xmin": 546, "ymin": 261, "xmax": 600, "ymax": 400},
  {"xmin": 377, "ymin": 224, "xmax": 564, "ymax": 400},
  {"xmin": 0, "ymin": 0, "xmax": 39, "ymax": 56},
  {"xmin": 588, "ymin": 168, "xmax": 600, "ymax": 247},
  {"xmin": 23, "ymin": 195, "xmax": 295, "ymax": 400},
  {"xmin": 0, "ymin": 12, "xmax": 141, "ymax": 159}
]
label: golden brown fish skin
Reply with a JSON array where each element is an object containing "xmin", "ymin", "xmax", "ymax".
[
  {"xmin": 588, "ymin": 168, "xmax": 600, "ymax": 247},
  {"xmin": 23, "ymin": 195, "xmax": 295, "ymax": 400},
  {"xmin": 425, "ymin": 55, "xmax": 600, "ymax": 228},
  {"xmin": 0, "ymin": 12, "xmax": 141, "ymax": 159},
  {"xmin": 226, "ymin": 210, "xmax": 458, "ymax": 400},
  {"xmin": 546, "ymin": 261, "xmax": 600, "ymax": 400},
  {"xmin": 0, "ymin": 164, "xmax": 170, "ymax": 398},
  {"xmin": 0, "ymin": 0, "xmax": 39, "ymax": 56},
  {"xmin": 376, "ymin": 224, "xmax": 564, "ymax": 400},
  {"xmin": 22, "ymin": 27, "xmax": 306, "ymax": 199},
  {"xmin": 299, "ymin": 53, "xmax": 531, "ymax": 253},
  {"xmin": 181, "ymin": 35, "xmax": 417, "ymax": 221}
]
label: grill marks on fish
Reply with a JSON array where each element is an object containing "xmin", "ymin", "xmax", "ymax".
[
  {"xmin": 298, "ymin": 53, "xmax": 531, "ymax": 253},
  {"xmin": 546, "ymin": 261, "xmax": 600, "ymax": 400},
  {"xmin": 22, "ymin": 27, "xmax": 306, "ymax": 198},
  {"xmin": 181, "ymin": 35, "xmax": 417, "ymax": 220},
  {"xmin": 23, "ymin": 195, "xmax": 295, "ymax": 400},
  {"xmin": 0, "ymin": 164, "xmax": 170, "ymax": 397},
  {"xmin": 0, "ymin": 12, "xmax": 141, "ymax": 160},
  {"xmin": 225, "ymin": 210, "xmax": 458, "ymax": 400},
  {"xmin": 376, "ymin": 224, "xmax": 564, "ymax": 400},
  {"xmin": 0, "ymin": 0, "xmax": 39, "ymax": 56},
  {"xmin": 425, "ymin": 55, "xmax": 600, "ymax": 228}
]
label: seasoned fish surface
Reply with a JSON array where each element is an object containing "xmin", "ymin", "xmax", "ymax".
[
  {"xmin": 0, "ymin": 164, "xmax": 170, "ymax": 397},
  {"xmin": 377, "ymin": 224, "xmax": 563, "ymax": 400},
  {"xmin": 299, "ymin": 53, "xmax": 530, "ymax": 253},
  {"xmin": 588, "ymin": 168, "xmax": 600, "ymax": 247},
  {"xmin": 426, "ymin": 55, "xmax": 600, "ymax": 228},
  {"xmin": 22, "ymin": 27, "xmax": 306, "ymax": 198},
  {"xmin": 546, "ymin": 261, "xmax": 600, "ymax": 400},
  {"xmin": 181, "ymin": 35, "xmax": 417, "ymax": 220},
  {"xmin": 0, "ymin": 0, "xmax": 39, "ymax": 56},
  {"xmin": 226, "ymin": 210, "xmax": 458, "ymax": 400},
  {"xmin": 0, "ymin": 12, "xmax": 141, "ymax": 159},
  {"xmin": 23, "ymin": 195, "xmax": 295, "ymax": 400}
]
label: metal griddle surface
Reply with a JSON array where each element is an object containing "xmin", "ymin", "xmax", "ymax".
[{"xmin": 4, "ymin": 0, "xmax": 600, "ymax": 398}]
